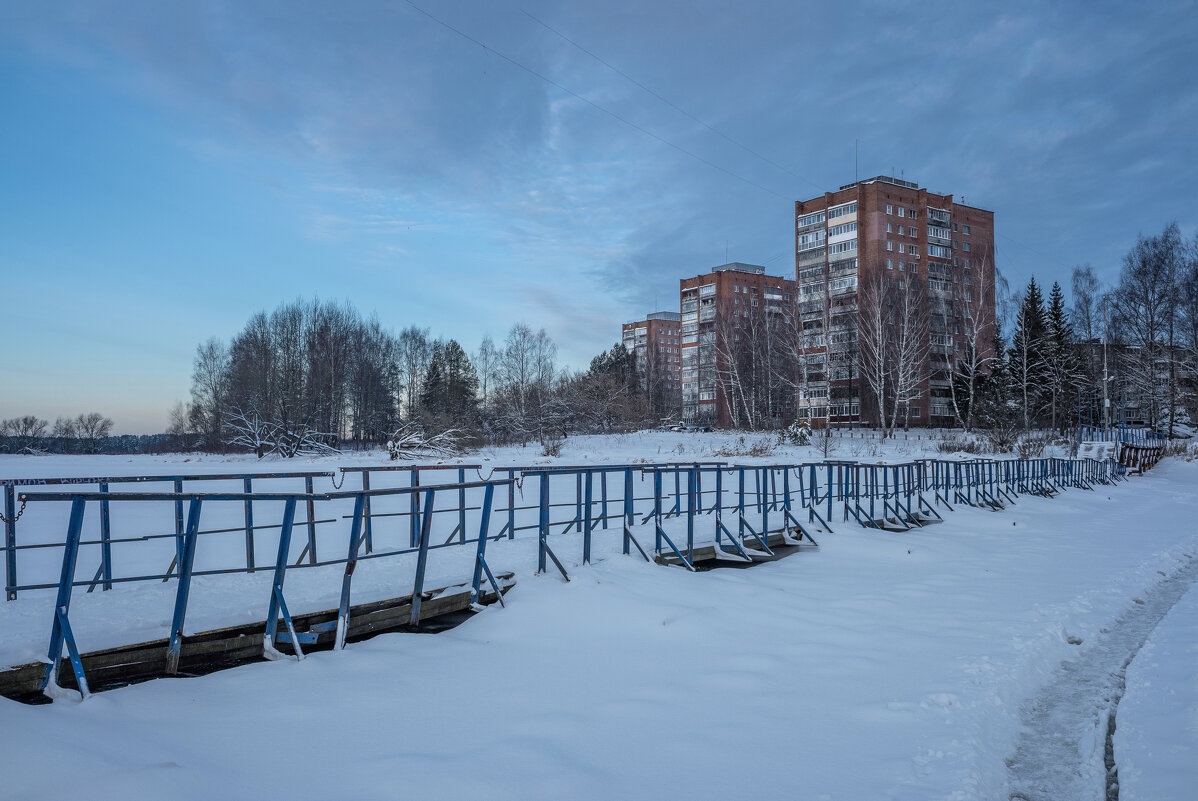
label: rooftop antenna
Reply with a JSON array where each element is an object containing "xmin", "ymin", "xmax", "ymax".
[
  {"xmin": 725, "ymin": 240, "xmax": 729, "ymax": 264},
  {"xmin": 855, "ymin": 139, "xmax": 858, "ymax": 183}
]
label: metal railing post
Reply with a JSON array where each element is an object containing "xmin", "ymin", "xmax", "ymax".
[
  {"xmin": 99, "ymin": 482, "xmax": 112, "ymax": 591},
  {"xmin": 4, "ymin": 483, "xmax": 16, "ymax": 600},
  {"xmin": 243, "ymin": 476, "xmax": 255, "ymax": 572},
  {"xmin": 305, "ymin": 475, "xmax": 318, "ymax": 564}
]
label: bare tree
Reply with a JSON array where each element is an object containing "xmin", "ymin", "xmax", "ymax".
[
  {"xmin": 3, "ymin": 416, "xmax": 49, "ymax": 453},
  {"xmin": 857, "ymin": 269, "xmax": 890, "ymax": 435},
  {"xmin": 1110, "ymin": 225, "xmax": 1181, "ymax": 430},
  {"xmin": 75, "ymin": 412, "xmax": 114, "ymax": 453},
  {"xmin": 889, "ymin": 274, "xmax": 930, "ymax": 432},
  {"xmin": 1179, "ymin": 234, "xmax": 1198, "ymax": 421},
  {"xmin": 857, "ymin": 270, "xmax": 929, "ymax": 435},
  {"xmin": 165, "ymin": 403, "xmax": 188, "ymax": 437},
  {"xmin": 711, "ymin": 287, "xmax": 800, "ymax": 430},
  {"xmin": 52, "ymin": 416, "xmax": 78, "ymax": 439},
  {"xmin": 474, "ymin": 335, "xmax": 500, "ymax": 410},
  {"xmin": 500, "ymin": 323, "xmax": 537, "ymax": 440},
  {"xmin": 396, "ymin": 326, "xmax": 432, "ymax": 420},
  {"xmin": 188, "ymin": 337, "xmax": 230, "ymax": 449},
  {"xmin": 938, "ymin": 258, "xmax": 997, "ymax": 431},
  {"xmin": 1071, "ymin": 265, "xmax": 1100, "ymax": 342},
  {"xmin": 494, "ymin": 323, "xmax": 557, "ymax": 444}
]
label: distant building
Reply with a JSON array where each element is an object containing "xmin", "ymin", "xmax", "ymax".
[
  {"xmin": 794, "ymin": 176, "xmax": 997, "ymax": 427},
  {"xmin": 679, "ymin": 263, "xmax": 798, "ymax": 427},
  {"xmin": 621, "ymin": 311, "xmax": 682, "ymax": 419}
]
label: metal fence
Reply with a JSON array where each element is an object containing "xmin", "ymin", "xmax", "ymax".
[
  {"xmin": 1077, "ymin": 425, "xmax": 1167, "ymax": 445},
  {"xmin": 3, "ymin": 454, "xmax": 1132, "ymax": 699}
]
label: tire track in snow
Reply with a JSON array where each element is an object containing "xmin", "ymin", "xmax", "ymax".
[{"xmin": 1005, "ymin": 553, "xmax": 1198, "ymax": 801}]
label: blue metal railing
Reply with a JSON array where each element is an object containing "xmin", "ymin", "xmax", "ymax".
[
  {"xmin": 1078, "ymin": 425, "xmax": 1167, "ymax": 446},
  {"xmin": 4, "ymin": 453, "xmax": 1134, "ymax": 700}
]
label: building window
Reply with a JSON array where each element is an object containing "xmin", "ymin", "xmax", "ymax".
[
  {"xmin": 963, "ymin": 224, "xmax": 971, "ymax": 235},
  {"xmin": 886, "ymin": 241, "xmax": 893, "ymax": 252},
  {"xmin": 897, "ymin": 207, "xmax": 906, "ymax": 218},
  {"xmin": 907, "ymin": 244, "xmax": 917, "ymax": 255},
  {"xmin": 797, "ymin": 211, "xmax": 826, "ymax": 228},
  {"xmin": 953, "ymin": 222, "xmax": 958, "ymax": 231},
  {"xmin": 797, "ymin": 230, "xmax": 826, "ymax": 252},
  {"xmin": 798, "ymin": 265, "xmax": 825, "ymax": 280},
  {"xmin": 898, "ymin": 261, "xmax": 904, "ymax": 271},
  {"xmin": 886, "ymin": 222, "xmax": 893, "ymax": 233},
  {"xmin": 910, "ymin": 407, "xmax": 921, "ymax": 418},
  {"xmin": 886, "ymin": 204, "xmax": 893, "ymax": 214},
  {"xmin": 963, "ymin": 242, "xmax": 971, "ymax": 252},
  {"xmin": 886, "ymin": 259, "xmax": 893, "ymax": 269},
  {"xmin": 928, "ymin": 244, "xmax": 951, "ymax": 259},
  {"xmin": 828, "ymin": 201, "xmax": 857, "ymax": 219}
]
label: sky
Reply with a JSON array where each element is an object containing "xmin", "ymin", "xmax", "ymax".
[{"xmin": 2, "ymin": 1, "xmax": 1197, "ymax": 433}]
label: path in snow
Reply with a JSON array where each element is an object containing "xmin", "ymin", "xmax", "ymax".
[{"xmin": 1005, "ymin": 552, "xmax": 1198, "ymax": 801}]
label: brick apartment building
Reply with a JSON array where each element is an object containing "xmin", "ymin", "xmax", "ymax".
[
  {"xmin": 680, "ymin": 263, "xmax": 798, "ymax": 426},
  {"xmin": 794, "ymin": 176, "xmax": 996, "ymax": 428},
  {"xmin": 621, "ymin": 310, "xmax": 683, "ymax": 419}
]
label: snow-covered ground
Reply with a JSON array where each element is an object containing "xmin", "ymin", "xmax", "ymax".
[
  {"xmin": 1117, "ymin": 567, "xmax": 1198, "ymax": 800},
  {"xmin": 1, "ymin": 435, "xmax": 1194, "ymax": 800},
  {"xmin": 0, "ymin": 428, "xmax": 1070, "ymax": 479}
]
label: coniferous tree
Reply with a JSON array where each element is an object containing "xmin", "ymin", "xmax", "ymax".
[
  {"xmin": 420, "ymin": 339, "xmax": 479, "ymax": 434},
  {"xmin": 1008, "ymin": 278, "xmax": 1049, "ymax": 432},
  {"xmin": 975, "ymin": 331, "xmax": 1019, "ymax": 449},
  {"xmin": 1044, "ymin": 281, "xmax": 1082, "ymax": 432}
]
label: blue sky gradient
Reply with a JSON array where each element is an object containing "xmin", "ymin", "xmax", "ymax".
[{"xmin": 2, "ymin": 1, "xmax": 1196, "ymax": 431}]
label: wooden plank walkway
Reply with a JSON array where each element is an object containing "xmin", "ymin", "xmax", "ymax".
[
  {"xmin": 1, "ymin": 574, "xmax": 514, "ymax": 702},
  {"xmin": 654, "ymin": 530, "xmax": 815, "ymax": 567}
]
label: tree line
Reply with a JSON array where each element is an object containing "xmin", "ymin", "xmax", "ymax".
[
  {"xmin": 0, "ymin": 412, "xmax": 117, "ymax": 454},
  {"xmin": 949, "ymin": 222, "xmax": 1197, "ymax": 442},
  {"xmin": 174, "ymin": 299, "xmax": 651, "ymax": 455}
]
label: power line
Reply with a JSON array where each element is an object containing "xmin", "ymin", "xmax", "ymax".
[
  {"xmin": 521, "ymin": 8, "xmax": 819, "ymax": 197},
  {"xmin": 404, "ymin": 1, "xmax": 790, "ymax": 202}
]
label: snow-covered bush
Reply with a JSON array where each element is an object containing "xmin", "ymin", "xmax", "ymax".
[
  {"xmin": 777, "ymin": 421, "xmax": 812, "ymax": 446},
  {"xmin": 386, "ymin": 424, "xmax": 462, "ymax": 461}
]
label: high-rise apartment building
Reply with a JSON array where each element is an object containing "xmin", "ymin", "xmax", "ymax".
[
  {"xmin": 621, "ymin": 311, "xmax": 683, "ymax": 418},
  {"xmin": 679, "ymin": 263, "xmax": 798, "ymax": 427},
  {"xmin": 794, "ymin": 176, "xmax": 996, "ymax": 427}
]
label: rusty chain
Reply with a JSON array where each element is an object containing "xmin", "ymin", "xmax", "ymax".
[{"xmin": 0, "ymin": 497, "xmax": 28, "ymax": 524}]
